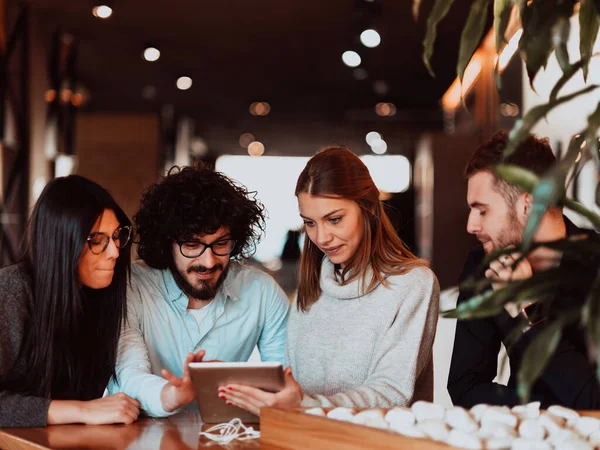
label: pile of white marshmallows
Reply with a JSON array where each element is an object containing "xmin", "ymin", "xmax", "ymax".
[{"xmin": 302, "ymin": 401, "xmax": 600, "ymax": 450}]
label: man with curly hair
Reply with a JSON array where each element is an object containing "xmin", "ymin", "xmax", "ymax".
[{"xmin": 108, "ymin": 165, "xmax": 290, "ymax": 417}]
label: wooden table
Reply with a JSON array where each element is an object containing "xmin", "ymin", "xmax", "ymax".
[{"xmin": 0, "ymin": 412, "xmax": 260, "ymax": 450}]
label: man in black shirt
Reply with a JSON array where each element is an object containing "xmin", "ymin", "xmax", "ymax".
[{"xmin": 447, "ymin": 131, "xmax": 600, "ymax": 409}]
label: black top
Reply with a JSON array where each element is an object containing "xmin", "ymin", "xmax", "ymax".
[
  {"xmin": 447, "ymin": 217, "xmax": 600, "ymax": 409},
  {"xmin": 0, "ymin": 264, "xmax": 52, "ymax": 427}
]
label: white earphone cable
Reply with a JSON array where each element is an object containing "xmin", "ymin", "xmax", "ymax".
[{"xmin": 198, "ymin": 418, "xmax": 260, "ymax": 444}]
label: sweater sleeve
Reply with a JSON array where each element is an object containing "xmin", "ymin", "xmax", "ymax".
[
  {"xmin": 301, "ymin": 268, "xmax": 440, "ymax": 408},
  {"xmin": 0, "ymin": 266, "xmax": 51, "ymax": 427}
]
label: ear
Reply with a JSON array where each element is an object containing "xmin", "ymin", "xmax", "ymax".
[{"xmin": 516, "ymin": 193, "xmax": 533, "ymax": 219}]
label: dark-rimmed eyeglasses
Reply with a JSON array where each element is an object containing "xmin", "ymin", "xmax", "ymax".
[
  {"xmin": 87, "ymin": 226, "xmax": 132, "ymax": 255},
  {"xmin": 178, "ymin": 239, "xmax": 236, "ymax": 258}
]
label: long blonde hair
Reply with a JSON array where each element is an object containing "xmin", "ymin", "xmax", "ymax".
[{"xmin": 295, "ymin": 147, "xmax": 428, "ymax": 312}]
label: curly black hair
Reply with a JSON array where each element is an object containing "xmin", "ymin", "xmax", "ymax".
[{"xmin": 134, "ymin": 164, "xmax": 266, "ymax": 269}]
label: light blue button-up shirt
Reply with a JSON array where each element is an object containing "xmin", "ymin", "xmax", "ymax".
[{"xmin": 108, "ymin": 260, "xmax": 289, "ymax": 417}]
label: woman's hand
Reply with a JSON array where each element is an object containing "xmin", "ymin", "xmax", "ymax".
[
  {"xmin": 48, "ymin": 393, "xmax": 141, "ymax": 425},
  {"xmin": 219, "ymin": 367, "xmax": 303, "ymax": 416}
]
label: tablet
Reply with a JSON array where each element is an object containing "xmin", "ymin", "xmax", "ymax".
[{"xmin": 189, "ymin": 361, "xmax": 285, "ymax": 423}]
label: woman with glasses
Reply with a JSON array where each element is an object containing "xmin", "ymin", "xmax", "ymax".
[
  {"xmin": 0, "ymin": 175, "xmax": 140, "ymax": 427},
  {"xmin": 222, "ymin": 147, "xmax": 440, "ymax": 413}
]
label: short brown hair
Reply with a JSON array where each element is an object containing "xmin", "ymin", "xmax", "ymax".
[{"xmin": 464, "ymin": 131, "xmax": 556, "ymax": 204}]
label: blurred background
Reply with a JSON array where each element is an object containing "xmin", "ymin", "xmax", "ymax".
[{"xmin": 1, "ymin": 0, "xmax": 599, "ymax": 405}]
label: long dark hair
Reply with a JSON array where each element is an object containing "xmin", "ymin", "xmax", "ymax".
[
  {"xmin": 19, "ymin": 175, "xmax": 130, "ymax": 400},
  {"xmin": 295, "ymin": 147, "xmax": 427, "ymax": 311}
]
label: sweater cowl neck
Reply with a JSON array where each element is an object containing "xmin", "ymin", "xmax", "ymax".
[{"xmin": 320, "ymin": 257, "xmax": 379, "ymax": 300}]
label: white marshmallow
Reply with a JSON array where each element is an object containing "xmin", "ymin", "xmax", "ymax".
[
  {"xmin": 510, "ymin": 438, "xmax": 552, "ymax": 450},
  {"xmin": 479, "ymin": 423, "xmax": 518, "ymax": 439},
  {"xmin": 446, "ymin": 406, "xmax": 478, "ymax": 433},
  {"xmin": 326, "ymin": 407, "xmax": 356, "ymax": 422},
  {"xmin": 560, "ymin": 439, "xmax": 594, "ymax": 450},
  {"xmin": 548, "ymin": 405, "xmax": 580, "ymax": 422},
  {"xmin": 481, "ymin": 406, "xmax": 518, "ymax": 429},
  {"xmin": 538, "ymin": 411, "xmax": 566, "ymax": 435},
  {"xmin": 588, "ymin": 429, "xmax": 600, "ymax": 446},
  {"xmin": 352, "ymin": 409, "xmax": 388, "ymax": 430},
  {"xmin": 389, "ymin": 422, "xmax": 426, "ymax": 438},
  {"xmin": 304, "ymin": 407, "xmax": 326, "ymax": 416},
  {"xmin": 445, "ymin": 429, "xmax": 484, "ymax": 449},
  {"xmin": 574, "ymin": 416, "xmax": 600, "ymax": 438},
  {"xmin": 470, "ymin": 404, "xmax": 490, "ymax": 423},
  {"xmin": 416, "ymin": 419, "xmax": 450, "ymax": 442},
  {"xmin": 547, "ymin": 428, "xmax": 580, "ymax": 447},
  {"xmin": 518, "ymin": 419, "xmax": 546, "ymax": 440},
  {"xmin": 512, "ymin": 402, "xmax": 541, "ymax": 420},
  {"xmin": 384, "ymin": 407, "xmax": 415, "ymax": 427},
  {"xmin": 411, "ymin": 400, "xmax": 445, "ymax": 422},
  {"xmin": 486, "ymin": 436, "xmax": 516, "ymax": 449}
]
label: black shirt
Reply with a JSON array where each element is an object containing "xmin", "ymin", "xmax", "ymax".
[{"xmin": 447, "ymin": 217, "xmax": 600, "ymax": 409}]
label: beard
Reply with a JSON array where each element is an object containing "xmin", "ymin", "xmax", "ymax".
[
  {"xmin": 170, "ymin": 261, "xmax": 230, "ymax": 301},
  {"xmin": 482, "ymin": 207, "xmax": 524, "ymax": 254}
]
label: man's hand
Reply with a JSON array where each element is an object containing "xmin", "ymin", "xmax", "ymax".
[
  {"xmin": 160, "ymin": 350, "xmax": 206, "ymax": 412},
  {"xmin": 485, "ymin": 252, "xmax": 533, "ymax": 291}
]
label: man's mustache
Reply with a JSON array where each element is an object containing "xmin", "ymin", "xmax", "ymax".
[{"xmin": 187, "ymin": 264, "xmax": 223, "ymax": 274}]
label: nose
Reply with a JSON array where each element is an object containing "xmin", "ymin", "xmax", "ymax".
[
  {"xmin": 466, "ymin": 211, "xmax": 480, "ymax": 235},
  {"xmin": 105, "ymin": 237, "xmax": 120, "ymax": 259},
  {"xmin": 197, "ymin": 247, "xmax": 219, "ymax": 268},
  {"xmin": 316, "ymin": 225, "xmax": 333, "ymax": 247}
]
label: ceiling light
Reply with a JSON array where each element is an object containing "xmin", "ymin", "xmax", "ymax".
[
  {"xmin": 353, "ymin": 68, "xmax": 368, "ymax": 80},
  {"xmin": 143, "ymin": 46, "xmax": 160, "ymax": 62},
  {"xmin": 92, "ymin": 5, "xmax": 112, "ymax": 19},
  {"xmin": 371, "ymin": 139, "xmax": 388, "ymax": 154},
  {"xmin": 239, "ymin": 133, "xmax": 255, "ymax": 148},
  {"xmin": 360, "ymin": 29, "xmax": 381, "ymax": 48},
  {"xmin": 176, "ymin": 76, "xmax": 192, "ymax": 90},
  {"xmin": 375, "ymin": 102, "xmax": 397, "ymax": 116},
  {"xmin": 342, "ymin": 51, "xmax": 361, "ymax": 68},
  {"xmin": 366, "ymin": 131, "xmax": 381, "ymax": 146},
  {"xmin": 248, "ymin": 141, "xmax": 265, "ymax": 157},
  {"xmin": 249, "ymin": 102, "xmax": 271, "ymax": 116}
]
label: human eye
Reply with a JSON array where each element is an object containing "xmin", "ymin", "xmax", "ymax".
[
  {"xmin": 303, "ymin": 220, "xmax": 315, "ymax": 228},
  {"xmin": 329, "ymin": 216, "xmax": 342, "ymax": 224},
  {"xmin": 88, "ymin": 233, "xmax": 106, "ymax": 246},
  {"xmin": 183, "ymin": 241, "xmax": 203, "ymax": 250},
  {"xmin": 479, "ymin": 210, "xmax": 487, "ymax": 217},
  {"xmin": 214, "ymin": 240, "xmax": 229, "ymax": 249}
]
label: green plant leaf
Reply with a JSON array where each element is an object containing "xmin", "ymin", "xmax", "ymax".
[
  {"xmin": 496, "ymin": 164, "xmax": 540, "ymax": 192},
  {"xmin": 517, "ymin": 320, "xmax": 564, "ymax": 402},
  {"xmin": 580, "ymin": 0, "xmax": 600, "ymax": 82},
  {"xmin": 552, "ymin": 17, "xmax": 571, "ymax": 74},
  {"xmin": 518, "ymin": 0, "xmax": 576, "ymax": 85},
  {"xmin": 423, "ymin": 0, "xmax": 457, "ymax": 77},
  {"xmin": 413, "ymin": 0, "xmax": 423, "ymax": 21},
  {"xmin": 504, "ymin": 85, "xmax": 600, "ymax": 159},
  {"xmin": 582, "ymin": 269, "xmax": 600, "ymax": 380},
  {"xmin": 450, "ymin": 268, "xmax": 572, "ymax": 320},
  {"xmin": 457, "ymin": 0, "xmax": 490, "ymax": 84},
  {"xmin": 494, "ymin": 0, "xmax": 514, "ymax": 53},
  {"xmin": 549, "ymin": 59, "xmax": 585, "ymax": 102},
  {"xmin": 496, "ymin": 164, "xmax": 600, "ymax": 230},
  {"xmin": 522, "ymin": 135, "xmax": 583, "ymax": 251},
  {"xmin": 583, "ymin": 101, "xmax": 600, "ymax": 167}
]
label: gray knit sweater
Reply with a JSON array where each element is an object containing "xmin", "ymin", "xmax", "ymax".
[
  {"xmin": 286, "ymin": 259, "xmax": 440, "ymax": 408},
  {"xmin": 0, "ymin": 264, "xmax": 51, "ymax": 427}
]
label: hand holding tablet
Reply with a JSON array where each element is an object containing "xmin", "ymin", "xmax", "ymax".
[{"xmin": 189, "ymin": 361, "xmax": 286, "ymax": 423}]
